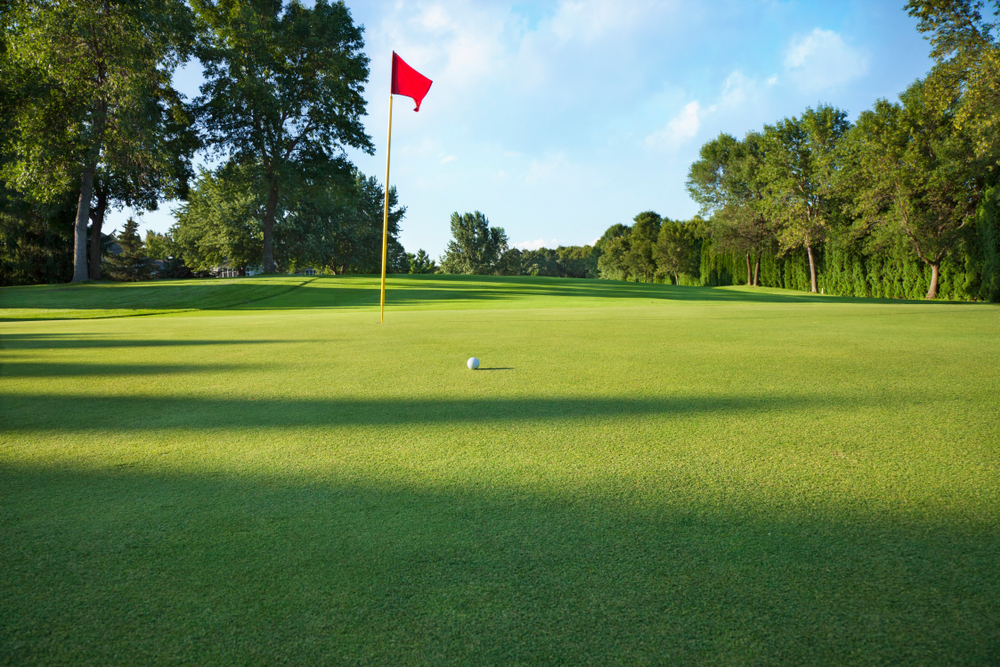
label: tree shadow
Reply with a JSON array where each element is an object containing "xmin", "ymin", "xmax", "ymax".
[
  {"xmin": 0, "ymin": 361, "xmax": 253, "ymax": 379},
  {"xmin": 0, "ymin": 464, "xmax": 996, "ymax": 665},
  {"xmin": 3, "ymin": 275, "xmax": 987, "ymax": 320},
  {"xmin": 0, "ymin": 334, "xmax": 293, "ymax": 351},
  {"xmin": 4, "ymin": 391, "xmax": 892, "ymax": 433}
]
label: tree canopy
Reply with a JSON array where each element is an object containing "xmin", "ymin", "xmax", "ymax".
[{"xmin": 193, "ymin": 0, "xmax": 373, "ymax": 273}]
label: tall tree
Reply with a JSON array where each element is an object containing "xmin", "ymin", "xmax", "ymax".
[
  {"xmin": 687, "ymin": 132, "xmax": 774, "ymax": 286},
  {"xmin": 596, "ymin": 223, "xmax": 631, "ymax": 281},
  {"xmin": 761, "ymin": 106, "xmax": 850, "ymax": 292},
  {"xmin": 279, "ymin": 170, "xmax": 405, "ymax": 274},
  {"xmin": 173, "ymin": 164, "xmax": 265, "ymax": 274},
  {"xmin": 655, "ymin": 220, "xmax": 699, "ymax": 285},
  {"xmin": 907, "ymin": 0, "xmax": 1000, "ymax": 159},
  {"xmin": 1, "ymin": 0, "xmax": 194, "ymax": 282},
  {"xmin": 837, "ymin": 80, "xmax": 990, "ymax": 299},
  {"xmin": 623, "ymin": 211, "xmax": 662, "ymax": 282},
  {"xmin": 194, "ymin": 0, "xmax": 373, "ymax": 273},
  {"xmin": 105, "ymin": 218, "xmax": 153, "ymax": 281},
  {"xmin": 441, "ymin": 211, "xmax": 509, "ymax": 275}
]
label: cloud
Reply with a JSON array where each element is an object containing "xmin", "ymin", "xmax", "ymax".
[
  {"xmin": 440, "ymin": 155, "xmax": 457, "ymax": 163},
  {"xmin": 514, "ymin": 238, "xmax": 560, "ymax": 250},
  {"xmin": 645, "ymin": 100, "xmax": 709, "ymax": 149},
  {"xmin": 783, "ymin": 28, "xmax": 868, "ymax": 92}
]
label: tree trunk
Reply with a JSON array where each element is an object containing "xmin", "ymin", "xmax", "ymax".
[
  {"xmin": 673, "ymin": 271, "xmax": 679, "ymax": 285},
  {"xmin": 745, "ymin": 251, "xmax": 752, "ymax": 286},
  {"xmin": 88, "ymin": 181, "xmax": 107, "ymax": 281},
  {"xmin": 72, "ymin": 164, "xmax": 96, "ymax": 283},
  {"xmin": 262, "ymin": 181, "xmax": 279, "ymax": 273},
  {"xmin": 753, "ymin": 253, "xmax": 761, "ymax": 287},
  {"xmin": 806, "ymin": 244, "xmax": 818, "ymax": 292},
  {"xmin": 926, "ymin": 263, "xmax": 940, "ymax": 299}
]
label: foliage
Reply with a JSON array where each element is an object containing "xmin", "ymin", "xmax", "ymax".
[
  {"xmin": 623, "ymin": 211, "xmax": 661, "ymax": 282},
  {"xmin": 173, "ymin": 165, "xmax": 265, "ymax": 274},
  {"xmin": 278, "ymin": 170, "xmax": 406, "ymax": 274},
  {"xmin": 440, "ymin": 211, "xmax": 510, "ymax": 275},
  {"xmin": 595, "ymin": 223, "xmax": 631, "ymax": 281},
  {"xmin": 687, "ymin": 132, "xmax": 774, "ymax": 286},
  {"xmin": 1, "ymin": 0, "xmax": 195, "ymax": 282},
  {"xmin": 193, "ymin": 0, "xmax": 373, "ymax": 273},
  {"xmin": 907, "ymin": 0, "xmax": 1000, "ymax": 159},
  {"xmin": 761, "ymin": 106, "xmax": 851, "ymax": 292},
  {"xmin": 655, "ymin": 219, "xmax": 700, "ymax": 284},
  {"xmin": 407, "ymin": 249, "xmax": 437, "ymax": 274},
  {"xmin": 105, "ymin": 218, "xmax": 153, "ymax": 281},
  {"xmin": 0, "ymin": 186, "xmax": 76, "ymax": 286},
  {"xmin": 837, "ymin": 80, "xmax": 990, "ymax": 298}
]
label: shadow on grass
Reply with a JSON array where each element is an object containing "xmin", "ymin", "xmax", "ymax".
[
  {"xmin": 0, "ymin": 362, "xmax": 253, "ymax": 379},
  {"xmin": 7, "ymin": 392, "xmax": 880, "ymax": 432},
  {"xmin": 0, "ymin": 334, "xmax": 293, "ymax": 351},
  {"xmin": 0, "ymin": 464, "xmax": 996, "ymax": 665},
  {"xmin": 2, "ymin": 274, "xmax": 982, "ymax": 318}
]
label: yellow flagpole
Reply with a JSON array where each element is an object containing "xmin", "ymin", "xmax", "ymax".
[{"xmin": 380, "ymin": 92, "xmax": 393, "ymax": 323}]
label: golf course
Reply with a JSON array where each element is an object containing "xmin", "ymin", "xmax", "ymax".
[{"xmin": 1, "ymin": 274, "xmax": 998, "ymax": 665}]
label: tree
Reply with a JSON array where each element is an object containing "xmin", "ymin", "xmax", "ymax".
[
  {"xmin": 623, "ymin": 211, "xmax": 661, "ymax": 282},
  {"xmin": 194, "ymin": 0, "xmax": 373, "ymax": 273},
  {"xmin": 837, "ymin": 80, "xmax": 990, "ymax": 298},
  {"xmin": 761, "ymin": 106, "xmax": 850, "ymax": 292},
  {"xmin": 105, "ymin": 218, "xmax": 153, "ymax": 281},
  {"xmin": 687, "ymin": 132, "xmax": 774, "ymax": 286},
  {"xmin": 440, "ymin": 211, "xmax": 509, "ymax": 275},
  {"xmin": 557, "ymin": 245, "xmax": 600, "ymax": 279},
  {"xmin": 173, "ymin": 165, "xmax": 264, "ymax": 274},
  {"xmin": 596, "ymin": 223, "xmax": 631, "ymax": 281},
  {"xmin": 907, "ymin": 0, "xmax": 1000, "ymax": 159},
  {"xmin": 278, "ymin": 170, "xmax": 405, "ymax": 274},
  {"xmin": 1, "ymin": 0, "xmax": 194, "ymax": 282},
  {"xmin": 407, "ymin": 249, "xmax": 437, "ymax": 274},
  {"xmin": 655, "ymin": 220, "xmax": 699, "ymax": 285}
]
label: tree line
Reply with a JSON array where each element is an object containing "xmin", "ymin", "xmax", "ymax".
[
  {"xmin": 440, "ymin": 1, "xmax": 1000, "ymax": 301},
  {"xmin": 0, "ymin": 0, "xmax": 419, "ymax": 285},
  {"xmin": 611, "ymin": 1, "xmax": 1000, "ymax": 301}
]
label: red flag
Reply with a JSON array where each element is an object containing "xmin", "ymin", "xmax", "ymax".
[{"xmin": 391, "ymin": 52, "xmax": 432, "ymax": 112}]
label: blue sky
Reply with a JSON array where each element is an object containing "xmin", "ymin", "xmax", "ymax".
[{"xmin": 117, "ymin": 0, "xmax": 936, "ymax": 259}]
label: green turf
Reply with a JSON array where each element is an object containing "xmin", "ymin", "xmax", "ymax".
[{"xmin": 2, "ymin": 275, "xmax": 998, "ymax": 665}]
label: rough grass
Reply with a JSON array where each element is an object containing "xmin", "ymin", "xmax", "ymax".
[{"xmin": 1, "ymin": 275, "xmax": 998, "ymax": 665}]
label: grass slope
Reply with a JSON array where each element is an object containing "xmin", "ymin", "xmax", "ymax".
[{"xmin": 2, "ymin": 275, "xmax": 999, "ymax": 665}]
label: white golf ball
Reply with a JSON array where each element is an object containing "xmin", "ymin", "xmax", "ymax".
[{"xmin": 467, "ymin": 357, "xmax": 480, "ymax": 370}]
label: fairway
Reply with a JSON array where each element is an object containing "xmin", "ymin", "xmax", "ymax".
[{"xmin": 2, "ymin": 275, "xmax": 999, "ymax": 665}]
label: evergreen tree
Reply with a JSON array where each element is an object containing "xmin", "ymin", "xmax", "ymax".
[{"xmin": 105, "ymin": 218, "xmax": 153, "ymax": 281}]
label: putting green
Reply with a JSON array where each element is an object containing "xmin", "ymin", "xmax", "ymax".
[{"xmin": 2, "ymin": 275, "xmax": 998, "ymax": 665}]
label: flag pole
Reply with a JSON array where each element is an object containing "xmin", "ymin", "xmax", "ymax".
[{"xmin": 380, "ymin": 92, "xmax": 393, "ymax": 323}]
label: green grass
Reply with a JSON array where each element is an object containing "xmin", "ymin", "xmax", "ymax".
[{"xmin": 2, "ymin": 275, "xmax": 998, "ymax": 665}]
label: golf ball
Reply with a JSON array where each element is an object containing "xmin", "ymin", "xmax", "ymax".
[{"xmin": 467, "ymin": 357, "xmax": 480, "ymax": 370}]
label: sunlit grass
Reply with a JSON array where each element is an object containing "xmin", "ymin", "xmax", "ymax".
[{"xmin": 1, "ymin": 275, "xmax": 998, "ymax": 665}]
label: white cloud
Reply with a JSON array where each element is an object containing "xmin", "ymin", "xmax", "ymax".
[
  {"xmin": 515, "ymin": 238, "xmax": 560, "ymax": 250},
  {"xmin": 440, "ymin": 155, "xmax": 457, "ymax": 163},
  {"xmin": 783, "ymin": 28, "xmax": 868, "ymax": 92},
  {"xmin": 645, "ymin": 100, "xmax": 707, "ymax": 149},
  {"xmin": 720, "ymin": 71, "xmax": 752, "ymax": 108}
]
